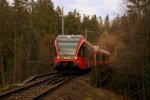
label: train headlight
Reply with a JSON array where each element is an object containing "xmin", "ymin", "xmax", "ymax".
[
  {"xmin": 74, "ymin": 56, "xmax": 77, "ymax": 60},
  {"xmin": 57, "ymin": 56, "xmax": 60, "ymax": 59}
]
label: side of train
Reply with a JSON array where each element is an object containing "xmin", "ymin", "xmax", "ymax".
[{"xmin": 53, "ymin": 35, "xmax": 109, "ymax": 72}]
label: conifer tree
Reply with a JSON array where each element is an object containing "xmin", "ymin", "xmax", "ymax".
[
  {"xmin": 104, "ymin": 15, "xmax": 110, "ymax": 33},
  {"xmin": 64, "ymin": 10, "xmax": 81, "ymax": 35}
]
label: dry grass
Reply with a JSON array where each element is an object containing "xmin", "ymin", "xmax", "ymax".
[
  {"xmin": 84, "ymin": 88, "xmax": 124, "ymax": 100},
  {"xmin": 96, "ymin": 32, "xmax": 123, "ymax": 64},
  {"xmin": 0, "ymin": 85, "xmax": 10, "ymax": 92}
]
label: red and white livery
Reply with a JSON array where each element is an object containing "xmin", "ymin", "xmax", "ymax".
[{"xmin": 53, "ymin": 35, "xmax": 109, "ymax": 73}]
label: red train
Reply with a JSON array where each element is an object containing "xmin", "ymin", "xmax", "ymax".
[{"xmin": 53, "ymin": 35, "xmax": 109, "ymax": 73}]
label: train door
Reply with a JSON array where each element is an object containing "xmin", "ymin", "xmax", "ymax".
[
  {"xmin": 83, "ymin": 44, "xmax": 89, "ymax": 67},
  {"xmin": 78, "ymin": 44, "xmax": 85, "ymax": 57},
  {"xmin": 78, "ymin": 44, "xmax": 89, "ymax": 68},
  {"xmin": 96, "ymin": 53, "xmax": 100, "ymax": 66}
]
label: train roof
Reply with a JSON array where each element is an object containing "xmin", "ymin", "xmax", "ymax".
[
  {"xmin": 57, "ymin": 35, "xmax": 83, "ymax": 37},
  {"xmin": 99, "ymin": 49, "xmax": 109, "ymax": 55},
  {"xmin": 57, "ymin": 35, "xmax": 84, "ymax": 39},
  {"xmin": 55, "ymin": 35, "xmax": 109, "ymax": 55},
  {"xmin": 57, "ymin": 35, "xmax": 87, "ymax": 42},
  {"xmin": 56, "ymin": 35, "xmax": 96, "ymax": 51}
]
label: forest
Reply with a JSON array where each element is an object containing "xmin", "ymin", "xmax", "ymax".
[{"xmin": 0, "ymin": 0, "xmax": 150, "ymax": 99}]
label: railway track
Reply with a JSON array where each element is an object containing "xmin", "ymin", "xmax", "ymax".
[{"xmin": 0, "ymin": 72, "xmax": 73, "ymax": 100}]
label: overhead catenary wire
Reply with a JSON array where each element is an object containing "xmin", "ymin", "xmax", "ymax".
[{"xmin": 58, "ymin": 0, "xmax": 63, "ymax": 7}]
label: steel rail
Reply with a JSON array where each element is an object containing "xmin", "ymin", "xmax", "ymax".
[
  {"xmin": 32, "ymin": 76, "xmax": 72, "ymax": 100},
  {"xmin": 0, "ymin": 72, "xmax": 63, "ymax": 98}
]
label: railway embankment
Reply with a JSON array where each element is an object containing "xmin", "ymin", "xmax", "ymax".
[
  {"xmin": 0, "ymin": 72, "xmax": 123, "ymax": 100},
  {"xmin": 41, "ymin": 73, "xmax": 123, "ymax": 100}
]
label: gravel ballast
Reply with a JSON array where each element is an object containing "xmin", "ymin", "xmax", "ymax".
[{"xmin": 42, "ymin": 73, "xmax": 123, "ymax": 100}]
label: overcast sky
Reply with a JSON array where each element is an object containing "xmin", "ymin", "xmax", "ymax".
[
  {"xmin": 7, "ymin": 0, "xmax": 124, "ymax": 19},
  {"xmin": 52, "ymin": 0, "xmax": 124, "ymax": 19}
]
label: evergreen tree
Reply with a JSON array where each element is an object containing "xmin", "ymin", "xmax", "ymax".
[
  {"xmin": 110, "ymin": 16, "xmax": 121, "ymax": 33},
  {"xmin": 116, "ymin": 0, "xmax": 150, "ymax": 99},
  {"xmin": 55, "ymin": 6, "xmax": 62, "ymax": 35},
  {"xmin": 0, "ymin": 0, "xmax": 10, "ymax": 87},
  {"xmin": 82, "ymin": 15, "xmax": 91, "ymax": 32},
  {"xmin": 98, "ymin": 16, "xmax": 103, "ymax": 33},
  {"xmin": 64, "ymin": 10, "xmax": 81, "ymax": 35},
  {"xmin": 104, "ymin": 15, "xmax": 110, "ymax": 33},
  {"xmin": 35, "ymin": 0, "xmax": 56, "ymax": 36},
  {"xmin": 90, "ymin": 15, "xmax": 99, "ymax": 32}
]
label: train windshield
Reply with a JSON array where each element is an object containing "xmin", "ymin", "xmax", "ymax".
[{"xmin": 57, "ymin": 36, "xmax": 80, "ymax": 56}]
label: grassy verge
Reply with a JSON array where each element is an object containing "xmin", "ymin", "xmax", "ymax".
[{"xmin": 85, "ymin": 88, "xmax": 123, "ymax": 100}]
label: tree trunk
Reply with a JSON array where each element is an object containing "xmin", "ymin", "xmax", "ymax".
[
  {"xmin": 14, "ymin": 17, "xmax": 17, "ymax": 84},
  {"xmin": 1, "ymin": 49, "xmax": 5, "ymax": 87}
]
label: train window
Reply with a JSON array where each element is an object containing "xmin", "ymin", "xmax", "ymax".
[
  {"xmin": 57, "ymin": 35, "xmax": 80, "ymax": 56},
  {"xmin": 96, "ymin": 54, "xmax": 100, "ymax": 61},
  {"xmin": 101, "ymin": 55, "xmax": 105, "ymax": 61},
  {"xmin": 54, "ymin": 48, "xmax": 57, "ymax": 56},
  {"xmin": 103, "ymin": 55, "xmax": 106, "ymax": 61},
  {"xmin": 99, "ymin": 54, "xmax": 102, "ymax": 61},
  {"xmin": 78, "ymin": 45, "xmax": 85, "ymax": 57},
  {"xmin": 97, "ymin": 54, "xmax": 102, "ymax": 61},
  {"xmin": 58, "ymin": 41, "xmax": 78, "ymax": 56}
]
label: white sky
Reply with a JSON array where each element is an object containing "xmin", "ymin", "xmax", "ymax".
[
  {"xmin": 7, "ymin": 0, "xmax": 124, "ymax": 19},
  {"xmin": 52, "ymin": 0, "xmax": 124, "ymax": 19}
]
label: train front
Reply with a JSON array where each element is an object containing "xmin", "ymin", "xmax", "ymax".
[{"xmin": 54, "ymin": 35, "xmax": 82, "ymax": 72}]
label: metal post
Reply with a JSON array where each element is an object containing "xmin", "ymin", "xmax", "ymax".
[
  {"xmin": 115, "ymin": 46, "xmax": 117, "ymax": 63},
  {"xmin": 85, "ymin": 29, "xmax": 87, "ymax": 40},
  {"xmin": 62, "ymin": 7, "xmax": 64, "ymax": 35}
]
